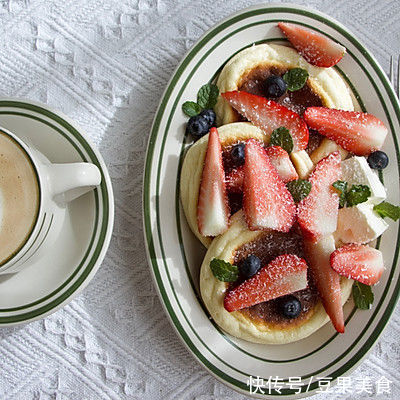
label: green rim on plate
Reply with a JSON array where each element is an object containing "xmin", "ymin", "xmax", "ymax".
[
  {"xmin": 0, "ymin": 101, "xmax": 113, "ymax": 324},
  {"xmin": 143, "ymin": 5, "xmax": 400, "ymax": 398}
]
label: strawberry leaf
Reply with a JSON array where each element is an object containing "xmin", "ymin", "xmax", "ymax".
[
  {"xmin": 210, "ymin": 258, "xmax": 239, "ymax": 282},
  {"xmin": 352, "ymin": 281, "xmax": 374, "ymax": 309},
  {"xmin": 182, "ymin": 101, "xmax": 202, "ymax": 117},
  {"xmin": 197, "ymin": 83, "xmax": 219, "ymax": 110},
  {"xmin": 373, "ymin": 201, "xmax": 400, "ymax": 221},
  {"xmin": 283, "ymin": 68, "xmax": 309, "ymax": 91},
  {"xmin": 270, "ymin": 127, "xmax": 294, "ymax": 153}
]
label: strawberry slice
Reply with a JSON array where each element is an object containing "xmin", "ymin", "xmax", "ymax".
[
  {"xmin": 225, "ymin": 166, "xmax": 244, "ymax": 193},
  {"xmin": 297, "ymin": 152, "xmax": 341, "ymax": 242},
  {"xmin": 224, "ymin": 254, "xmax": 308, "ymax": 312},
  {"xmin": 331, "ymin": 244, "xmax": 384, "ymax": 285},
  {"xmin": 197, "ymin": 127, "xmax": 230, "ymax": 236},
  {"xmin": 222, "ymin": 91, "xmax": 309, "ymax": 151},
  {"xmin": 243, "ymin": 139, "xmax": 296, "ymax": 232},
  {"xmin": 278, "ymin": 22, "xmax": 346, "ymax": 68},
  {"xmin": 304, "ymin": 235, "xmax": 345, "ymax": 333},
  {"xmin": 265, "ymin": 146, "xmax": 299, "ymax": 183},
  {"xmin": 304, "ymin": 107, "xmax": 388, "ymax": 156}
]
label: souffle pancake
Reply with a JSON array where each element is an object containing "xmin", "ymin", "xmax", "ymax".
[
  {"xmin": 200, "ymin": 211, "xmax": 353, "ymax": 344},
  {"xmin": 214, "ymin": 43, "xmax": 353, "ymax": 125}
]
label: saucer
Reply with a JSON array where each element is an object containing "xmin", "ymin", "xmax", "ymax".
[{"xmin": 0, "ymin": 99, "xmax": 114, "ymax": 326}]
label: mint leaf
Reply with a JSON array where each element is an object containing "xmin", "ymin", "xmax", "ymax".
[
  {"xmin": 210, "ymin": 258, "xmax": 239, "ymax": 282},
  {"xmin": 346, "ymin": 184, "xmax": 371, "ymax": 207},
  {"xmin": 197, "ymin": 83, "xmax": 219, "ymax": 110},
  {"xmin": 352, "ymin": 281, "xmax": 374, "ymax": 309},
  {"xmin": 332, "ymin": 180, "xmax": 348, "ymax": 208},
  {"xmin": 283, "ymin": 68, "xmax": 309, "ymax": 92},
  {"xmin": 373, "ymin": 201, "xmax": 400, "ymax": 221},
  {"xmin": 182, "ymin": 101, "xmax": 202, "ymax": 117},
  {"xmin": 269, "ymin": 127, "xmax": 294, "ymax": 153},
  {"xmin": 286, "ymin": 179, "xmax": 312, "ymax": 203}
]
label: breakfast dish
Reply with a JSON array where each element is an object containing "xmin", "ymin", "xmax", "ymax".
[
  {"xmin": 179, "ymin": 21, "xmax": 399, "ymax": 344},
  {"xmin": 144, "ymin": 4, "xmax": 400, "ymax": 396}
]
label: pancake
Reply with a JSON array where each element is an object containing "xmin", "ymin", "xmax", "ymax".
[
  {"xmin": 180, "ymin": 122, "xmax": 266, "ymax": 248},
  {"xmin": 215, "ymin": 43, "xmax": 354, "ymax": 125},
  {"xmin": 200, "ymin": 211, "xmax": 353, "ymax": 344}
]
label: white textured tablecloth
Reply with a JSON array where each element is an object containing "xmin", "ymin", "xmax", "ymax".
[{"xmin": 0, "ymin": 0, "xmax": 399, "ymax": 399}]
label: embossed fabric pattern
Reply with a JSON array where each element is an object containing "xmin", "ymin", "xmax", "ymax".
[{"xmin": 0, "ymin": 0, "xmax": 399, "ymax": 399}]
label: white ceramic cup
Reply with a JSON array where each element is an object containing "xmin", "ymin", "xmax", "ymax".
[{"xmin": 0, "ymin": 126, "xmax": 101, "ymax": 274}]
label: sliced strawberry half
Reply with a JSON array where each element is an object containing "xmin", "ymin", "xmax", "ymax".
[
  {"xmin": 225, "ymin": 165, "xmax": 244, "ymax": 193},
  {"xmin": 297, "ymin": 152, "xmax": 341, "ymax": 242},
  {"xmin": 265, "ymin": 146, "xmax": 299, "ymax": 183},
  {"xmin": 278, "ymin": 22, "xmax": 346, "ymax": 68},
  {"xmin": 304, "ymin": 235, "xmax": 345, "ymax": 333},
  {"xmin": 224, "ymin": 254, "xmax": 308, "ymax": 312},
  {"xmin": 304, "ymin": 107, "xmax": 388, "ymax": 156},
  {"xmin": 197, "ymin": 127, "xmax": 230, "ymax": 236},
  {"xmin": 331, "ymin": 244, "xmax": 384, "ymax": 285},
  {"xmin": 243, "ymin": 139, "xmax": 296, "ymax": 232},
  {"xmin": 222, "ymin": 91, "xmax": 309, "ymax": 151}
]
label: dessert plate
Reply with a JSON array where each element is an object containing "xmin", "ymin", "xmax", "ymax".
[
  {"xmin": 0, "ymin": 99, "xmax": 114, "ymax": 326},
  {"xmin": 143, "ymin": 4, "xmax": 400, "ymax": 398}
]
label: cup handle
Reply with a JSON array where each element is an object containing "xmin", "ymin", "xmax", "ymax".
[{"xmin": 48, "ymin": 163, "xmax": 102, "ymax": 204}]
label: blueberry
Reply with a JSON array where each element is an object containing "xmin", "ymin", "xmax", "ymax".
[
  {"xmin": 279, "ymin": 295, "xmax": 302, "ymax": 319},
  {"xmin": 239, "ymin": 255, "xmax": 261, "ymax": 279},
  {"xmin": 231, "ymin": 143, "xmax": 246, "ymax": 166},
  {"xmin": 200, "ymin": 109, "xmax": 216, "ymax": 128},
  {"xmin": 186, "ymin": 115, "xmax": 209, "ymax": 139},
  {"xmin": 367, "ymin": 151, "xmax": 389, "ymax": 170},
  {"xmin": 264, "ymin": 75, "xmax": 287, "ymax": 98}
]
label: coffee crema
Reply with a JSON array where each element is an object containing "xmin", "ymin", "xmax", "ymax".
[{"xmin": 0, "ymin": 130, "xmax": 40, "ymax": 265}]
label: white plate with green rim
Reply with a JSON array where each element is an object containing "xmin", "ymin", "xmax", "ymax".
[
  {"xmin": 143, "ymin": 4, "xmax": 400, "ymax": 399},
  {"xmin": 0, "ymin": 99, "xmax": 114, "ymax": 326}
]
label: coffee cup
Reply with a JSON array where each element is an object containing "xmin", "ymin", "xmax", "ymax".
[{"xmin": 0, "ymin": 126, "xmax": 101, "ymax": 274}]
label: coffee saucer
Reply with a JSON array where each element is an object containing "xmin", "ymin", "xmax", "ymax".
[{"xmin": 0, "ymin": 99, "xmax": 114, "ymax": 326}]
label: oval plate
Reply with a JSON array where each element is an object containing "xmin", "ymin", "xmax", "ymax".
[{"xmin": 143, "ymin": 4, "xmax": 400, "ymax": 398}]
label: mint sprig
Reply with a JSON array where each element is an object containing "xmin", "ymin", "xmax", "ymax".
[
  {"xmin": 286, "ymin": 179, "xmax": 312, "ymax": 203},
  {"xmin": 210, "ymin": 258, "xmax": 239, "ymax": 282},
  {"xmin": 283, "ymin": 68, "xmax": 309, "ymax": 92},
  {"xmin": 197, "ymin": 83, "xmax": 219, "ymax": 109},
  {"xmin": 352, "ymin": 281, "xmax": 374, "ymax": 309},
  {"xmin": 269, "ymin": 127, "xmax": 294, "ymax": 153},
  {"xmin": 182, "ymin": 101, "xmax": 202, "ymax": 117},
  {"xmin": 332, "ymin": 181, "xmax": 370, "ymax": 207},
  {"xmin": 373, "ymin": 201, "xmax": 400, "ymax": 221},
  {"xmin": 182, "ymin": 83, "xmax": 219, "ymax": 117},
  {"xmin": 346, "ymin": 184, "xmax": 371, "ymax": 207},
  {"xmin": 332, "ymin": 180, "xmax": 348, "ymax": 208}
]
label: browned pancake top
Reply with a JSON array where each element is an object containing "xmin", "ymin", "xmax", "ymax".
[
  {"xmin": 232, "ymin": 226, "xmax": 319, "ymax": 328},
  {"xmin": 238, "ymin": 65, "xmax": 323, "ymax": 116}
]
